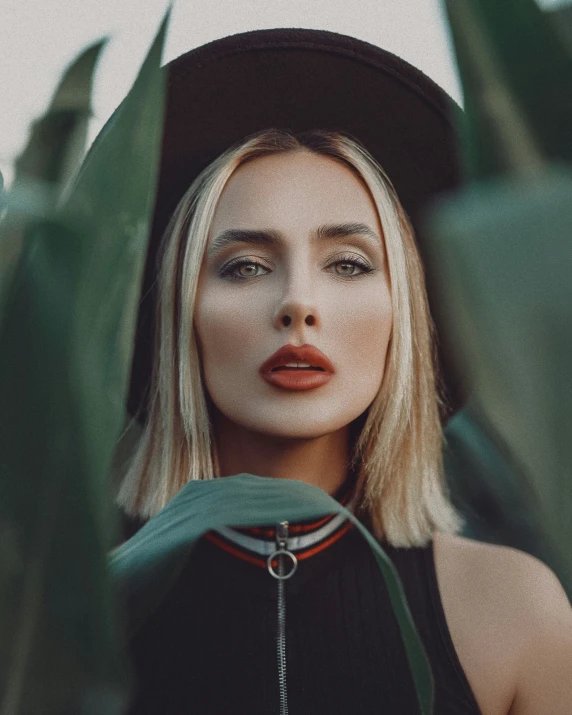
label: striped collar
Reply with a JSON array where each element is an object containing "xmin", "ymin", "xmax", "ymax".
[{"xmin": 204, "ymin": 475, "xmax": 356, "ymax": 568}]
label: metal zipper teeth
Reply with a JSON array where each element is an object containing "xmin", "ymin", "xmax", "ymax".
[
  {"xmin": 277, "ymin": 561, "xmax": 288, "ymax": 715},
  {"xmin": 268, "ymin": 521, "xmax": 298, "ymax": 715}
]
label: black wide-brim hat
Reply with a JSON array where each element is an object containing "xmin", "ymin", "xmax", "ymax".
[{"xmin": 128, "ymin": 27, "xmax": 464, "ymax": 423}]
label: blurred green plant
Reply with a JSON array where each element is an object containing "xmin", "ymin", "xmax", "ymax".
[
  {"xmin": 0, "ymin": 10, "xmax": 169, "ymax": 715},
  {"xmin": 445, "ymin": 0, "xmax": 572, "ymax": 180},
  {"xmin": 0, "ymin": 41, "xmax": 105, "ymax": 323},
  {"xmin": 429, "ymin": 0, "xmax": 572, "ymax": 597}
]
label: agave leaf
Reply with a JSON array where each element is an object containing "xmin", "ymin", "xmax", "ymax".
[
  {"xmin": 443, "ymin": 403, "xmax": 565, "ymax": 593},
  {"xmin": 0, "ymin": 219, "xmax": 128, "ymax": 715},
  {"xmin": 427, "ymin": 167, "xmax": 572, "ymax": 596},
  {"xmin": 0, "ymin": 40, "xmax": 105, "ymax": 326},
  {"xmin": 548, "ymin": 4, "xmax": 572, "ymax": 51},
  {"xmin": 0, "ymin": 11, "xmax": 168, "ymax": 715},
  {"xmin": 13, "ymin": 39, "xmax": 106, "ymax": 198},
  {"xmin": 444, "ymin": 0, "xmax": 572, "ymax": 179},
  {"xmin": 111, "ymin": 472, "xmax": 435, "ymax": 715},
  {"xmin": 58, "ymin": 7, "xmax": 168, "ymax": 542}
]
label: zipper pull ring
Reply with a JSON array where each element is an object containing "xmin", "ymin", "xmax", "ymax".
[{"xmin": 267, "ymin": 520, "xmax": 298, "ymax": 580}]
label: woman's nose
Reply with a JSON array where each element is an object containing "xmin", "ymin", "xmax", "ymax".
[
  {"xmin": 272, "ymin": 269, "xmax": 319, "ymax": 330},
  {"xmin": 276, "ymin": 306, "xmax": 317, "ymax": 329}
]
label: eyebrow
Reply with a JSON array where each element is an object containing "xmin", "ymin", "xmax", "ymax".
[{"xmin": 207, "ymin": 222, "xmax": 381, "ymax": 258}]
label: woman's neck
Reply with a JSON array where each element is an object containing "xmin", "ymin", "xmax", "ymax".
[{"xmin": 211, "ymin": 409, "xmax": 351, "ymax": 496}]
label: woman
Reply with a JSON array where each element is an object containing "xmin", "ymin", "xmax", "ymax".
[{"xmin": 113, "ymin": 28, "xmax": 572, "ymax": 715}]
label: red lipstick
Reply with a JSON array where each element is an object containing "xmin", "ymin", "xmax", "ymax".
[{"xmin": 259, "ymin": 344, "xmax": 335, "ymax": 391}]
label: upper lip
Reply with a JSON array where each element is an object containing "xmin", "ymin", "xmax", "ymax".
[{"xmin": 259, "ymin": 343, "xmax": 335, "ymax": 374}]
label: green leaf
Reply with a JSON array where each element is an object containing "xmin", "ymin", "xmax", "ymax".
[
  {"xmin": 0, "ymin": 219, "xmax": 127, "ymax": 715},
  {"xmin": 58, "ymin": 8, "xmax": 169, "ymax": 544},
  {"xmin": 111, "ymin": 473, "xmax": 435, "ymax": 715},
  {"xmin": 0, "ymin": 40, "xmax": 105, "ymax": 326},
  {"xmin": 13, "ymin": 39, "xmax": 106, "ymax": 196},
  {"xmin": 0, "ymin": 9, "xmax": 169, "ymax": 714},
  {"xmin": 548, "ymin": 4, "xmax": 572, "ymax": 52},
  {"xmin": 443, "ymin": 0, "xmax": 572, "ymax": 179},
  {"xmin": 443, "ymin": 403, "xmax": 565, "ymax": 594},
  {"xmin": 427, "ymin": 167, "xmax": 572, "ymax": 597}
]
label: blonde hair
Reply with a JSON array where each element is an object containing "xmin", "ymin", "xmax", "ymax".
[{"xmin": 116, "ymin": 128, "xmax": 465, "ymax": 547}]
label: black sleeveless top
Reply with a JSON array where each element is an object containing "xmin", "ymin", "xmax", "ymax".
[{"xmin": 121, "ymin": 478, "xmax": 483, "ymax": 715}]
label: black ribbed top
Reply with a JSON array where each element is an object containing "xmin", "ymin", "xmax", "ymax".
[{"xmin": 121, "ymin": 480, "xmax": 482, "ymax": 715}]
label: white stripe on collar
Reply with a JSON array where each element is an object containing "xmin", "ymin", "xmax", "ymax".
[{"xmin": 212, "ymin": 494, "xmax": 357, "ymax": 557}]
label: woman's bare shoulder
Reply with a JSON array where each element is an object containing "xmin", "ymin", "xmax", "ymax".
[
  {"xmin": 433, "ymin": 531, "xmax": 572, "ymax": 715},
  {"xmin": 434, "ymin": 531, "xmax": 564, "ymax": 600},
  {"xmin": 433, "ymin": 530, "xmax": 565, "ymax": 633}
]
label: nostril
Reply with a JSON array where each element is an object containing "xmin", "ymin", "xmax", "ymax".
[
  {"xmin": 305, "ymin": 315, "xmax": 315, "ymax": 326},
  {"xmin": 282, "ymin": 316, "xmax": 292, "ymax": 327}
]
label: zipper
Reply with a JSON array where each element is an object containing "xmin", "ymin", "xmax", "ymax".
[{"xmin": 267, "ymin": 521, "xmax": 298, "ymax": 715}]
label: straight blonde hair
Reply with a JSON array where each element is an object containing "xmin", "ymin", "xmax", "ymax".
[{"xmin": 116, "ymin": 128, "xmax": 465, "ymax": 547}]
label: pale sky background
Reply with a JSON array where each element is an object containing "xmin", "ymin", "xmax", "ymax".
[{"xmin": 0, "ymin": 0, "xmax": 567, "ymax": 188}]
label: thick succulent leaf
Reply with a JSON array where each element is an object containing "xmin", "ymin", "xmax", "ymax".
[
  {"xmin": 443, "ymin": 403, "xmax": 565, "ymax": 595},
  {"xmin": 444, "ymin": 0, "xmax": 572, "ymax": 179},
  {"xmin": 0, "ymin": 12, "xmax": 168, "ymax": 715},
  {"xmin": 58, "ymin": 10, "xmax": 168, "ymax": 545},
  {"xmin": 111, "ymin": 473, "xmax": 435, "ymax": 715},
  {"xmin": 0, "ymin": 219, "xmax": 127, "ymax": 715},
  {"xmin": 548, "ymin": 4, "xmax": 572, "ymax": 51},
  {"xmin": 0, "ymin": 40, "xmax": 105, "ymax": 325},
  {"xmin": 14, "ymin": 40, "xmax": 105, "ymax": 194},
  {"xmin": 427, "ymin": 167, "xmax": 572, "ymax": 596}
]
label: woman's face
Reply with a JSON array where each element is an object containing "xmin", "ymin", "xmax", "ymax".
[{"xmin": 194, "ymin": 150, "xmax": 393, "ymax": 439}]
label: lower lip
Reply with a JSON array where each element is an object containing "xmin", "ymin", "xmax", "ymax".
[{"xmin": 262, "ymin": 369, "xmax": 333, "ymax": 391}]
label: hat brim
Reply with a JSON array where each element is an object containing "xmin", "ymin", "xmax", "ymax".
[{"xmin": 128, "ymin": 27, "xmax": 464, "ymax": 421}]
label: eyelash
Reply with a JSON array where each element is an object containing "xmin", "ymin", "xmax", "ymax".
[{"xmin": 219, "ymin": 253, "xmax": 375, "ymax": 281}]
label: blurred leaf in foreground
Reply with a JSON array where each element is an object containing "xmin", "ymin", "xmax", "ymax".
[
  {"xmin": 444, "ymin": 403, "xmax": 562, "ymax": 586},
  {"xmin": 59, "ymin": 7, "xmax": 168, "ymax": 547},
  {"xmin": 427, "ymin": 167, "xmax": 572, "ymax": 598},
  {"xmin": 0, "ymin": 40, "xmax": 105, "ymax": 324},
  {"xmin": 0, "ymin": 218, "xmax": 127, "ymax": 715},
  {"xmin": 14, "ymin": 40, "xmax": 106, "ymax": 196},
  {"xmin": 548, "ymin": 3, "xmax": 572, "ymax": 51},
  {"xmin": 0, "ymin": 10, "xmax": 168, "ymax": 715},
  {"xmin": 444, "ymin": 0, "xmax": 572, "ymax": 180}
]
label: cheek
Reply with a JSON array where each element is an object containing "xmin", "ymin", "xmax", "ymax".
[
  {"xmin": 194, "ymin": 285, "xmax": 262, "ymax": 375},
  {"xmin": 336, "ymin": 290, "xmax": 393, "ymax": 402},
  {"xmin": 332, "ymin": 286, "xmax": 393, "ymax": 390}
]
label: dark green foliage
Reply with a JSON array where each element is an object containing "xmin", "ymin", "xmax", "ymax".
[
  {"xmin": 0, "ymin": 219, "xmax": 127, "ymax": 715},
  {"xmin": 428, "ymin": 168, "xmax": 572, "ymax": 596},
  {"xmin": 57, "ymin": 10, "xmax": 169, "ymax": 546},
  {"xmin": 429, "ymin": 0, "xmax": 572, "ymax": 598},
  {"xmin": 14, "ymin": 41, "xmax": 106, "ymax": 194},
  {"xmin": 548, "ymin": 4, "xmax": 572, "ymax": 51},
  {"xmin": 444, "ymin": 403, "xmax": 565, "ymax": 594},
  {"xmin": 0, "ymin": 11, "xmax": 169, "ymax": 715},
  {"xmin": 444, "ymin": 0, "xmax": 572, "ymax": 180},
  {"xmin": 0, "ymin": 40, "xmax": 105, "ymax": 324}
]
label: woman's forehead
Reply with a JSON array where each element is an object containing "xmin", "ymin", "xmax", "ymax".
[{"xmin": 209, "ymin": 151, "xmax": 382, "ymax": 240}]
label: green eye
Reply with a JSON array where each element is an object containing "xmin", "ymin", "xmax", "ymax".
[
  {"xmin": 328, "ymin": 253, "xmax": 374, "ymax": 279},
  {"xmin": 220, "ymin": 259, "xmax": 270, "ymax": 280}
]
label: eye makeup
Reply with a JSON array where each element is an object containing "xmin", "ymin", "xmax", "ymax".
[{"xmin": 218, "ymin": 252, "xmax": 375, "ymax": 281}]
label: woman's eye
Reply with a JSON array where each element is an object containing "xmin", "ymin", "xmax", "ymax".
[
  {"xmin": 332, "ymin": 261, "xmax": 363, "ymax": 277},
  {"xmin": 220, "ymin": 256, "xmax": 373, "ymax": 280},
  {"xmin": 328, "ymin": 256, "xmax": 374, "ymax": 279},
  {"xmin": 220, "ymin": 259, "xmax": 269, "ymax": 280}
]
